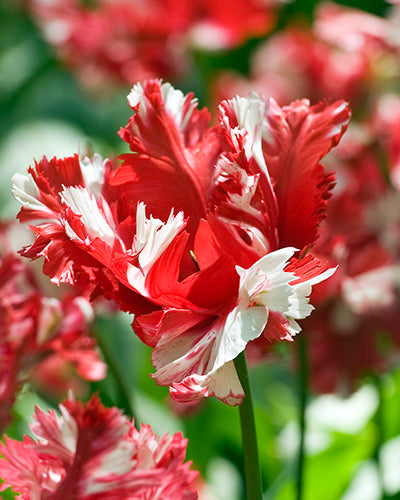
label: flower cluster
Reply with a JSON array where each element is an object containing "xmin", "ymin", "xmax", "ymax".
[
  {"xmin": 214, "ymin": 1, "xmax": 400, "ymax": 393},
  {"xmin": 0, "ymin": 394, "xmax": 198, "ymax": 499},
  {"xmin": 0, "ymin": 220, "xmax": 105, "ymax": 434},
  {"xmin": 12, "ymin": 79, "xmax": 350, "ymax": 405},
  {"xmin": 214, "ymin": 2, "xmax": 400, "ymax": 106},
  {"xmin": 5, "ymin": 1, "xmax": 400, "ymax": 498},
  {"xmin": 28, "ymin": 0, "xmax": 279, "ymax": 87}
]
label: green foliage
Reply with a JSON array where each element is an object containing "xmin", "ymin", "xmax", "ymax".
[{"xmin": 0, "ymin": 488, "xmax": 16, "ymax": 500}]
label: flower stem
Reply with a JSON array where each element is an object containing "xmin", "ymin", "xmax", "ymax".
[
  {"xmin": 296, "ymin": 334, "xmax": 308, "ymax": 500},
  {"xmin": 234, "ymin": 350, "xmax": 263, "ymax": 500},
  {"xmin": 372, "ymin": 374, "xmax": 386, "ymax": 499},
  {"xmin": 95, "ymin": 326, "xmax": 136, "ymax": 422}
]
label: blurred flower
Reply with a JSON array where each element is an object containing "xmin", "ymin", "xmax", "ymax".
[
  {"xmin": 28, "ymin": 0, "xmax": 279, "ymax": 89},
  {"xmin": 302, "ymin": 134, "xmax": 400, "ymax": 393},
  {"xmin": 0, "ymin": 220, "xmax": 106, "ymax": 433},
  {"xmin": 0, "ymin": 394, "xmax": 198, "ymax": 499},
  {"xmin": 214, "ymin": 2, "xmax": 400, "ymax": 106},
  {"xmin": 12, "ymin": 80, "xmax": 349, "ymax": 405}
]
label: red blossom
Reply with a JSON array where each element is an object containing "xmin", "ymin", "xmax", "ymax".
[{"xmin": 12, "ymin": 80, "xmax": 349, "ymax": 404}]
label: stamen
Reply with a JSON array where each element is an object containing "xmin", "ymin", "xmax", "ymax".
[{"xmin": 189, "ymin": 250, "xmax": 200, "ymax": 271}]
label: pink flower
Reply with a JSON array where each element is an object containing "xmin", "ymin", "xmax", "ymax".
[
  {"xmin": 213, "ymin": 2, "xmax": 400, "ymax": 109},
  {"xmin": 0, "ymin": 394, "xmax": 198, "ymax": 499},
  {"xmin": 0, "ymin": 221, "xmax": 106, "ymax": 433},
  {"xmin": 214, "ymin": 27, "xmax": 370, "ymax": 108},
  {"xmin": 314, "ymin": 2, "xmax": 396, "ymax": 53},
  {"xmin": 13, "ymin": 80, "xmax": 350, "ymax": 405}
]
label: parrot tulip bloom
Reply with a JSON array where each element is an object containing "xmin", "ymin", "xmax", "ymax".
[
  {"xmin": 0, "ymin": 395, "xmax": 198, "ymax": 499},
  {"xmin": 12, "ymin": 79, "xmax": 350, "ymax": 405}
]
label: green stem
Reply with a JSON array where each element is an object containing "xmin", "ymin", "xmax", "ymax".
[
  {"xmin": 234, "ymin": 350, "xmax": 263, "ymax": 500},
  {"xmin": 95, "ymin": 329, "xmax": 136, "ymax": 422},
  {"xmin": 372, "ymin": 374, "xmax": 386, "ymax": 500},
  {"xmin": 296, "ymin": 335, "xmax": 308, "ymax": 500}
]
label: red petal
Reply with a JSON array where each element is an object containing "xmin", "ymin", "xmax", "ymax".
[
  {"xmin": 263, "ymin": 98, "xmax": 350, "ymax": 249},
  {"xmin": 112, "ymin": 80, "xmax": 226, "ymax": 240}
]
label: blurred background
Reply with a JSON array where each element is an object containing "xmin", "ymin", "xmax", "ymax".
[{"xmin": 1, "ymin": 0, "xmax": 400, "ymax": 499}]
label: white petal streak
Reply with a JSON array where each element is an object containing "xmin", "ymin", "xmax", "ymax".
[
  {"xmin": 128, "ymin": 80, "xmax": 198, "ymax": 132},
  {"xmin": 134, "ymin": 202, "xmax": 185, "ymax": 272},
  {"xmin": 237, "ymin": 247, "xmax": 298, "ymax": 309},
  {"xmin": 290, "ymin": 266, "xmax": 337, "ymax": 320},
  {"xmin": 204, "ymin": 361, "xmax": 244, "ymax": 405},
  {"xmin": 60, "ymin": 186, "xmax": 116, "ymax": 246},
  {"xmin": 209, "ymin": 306, "xmax": 269, "ymax": 370},
  {"xmin": 342, "ymin": 265, "xmax": 400, "ymax": 314},
  {"xmin": 216, "ymin": 155, "xmax": 261, "ymax": 214},
  {"xmin": 84, "ymin": 441, "xmax": 135, "ymax": 495},
  {"xmin": 160, "ymin": 81, "xmax": 198, "ymax": 131},
  {"xmin": 235, "ymin": 247, "xmax": 335, "ymax": 339},
  {"xmin": 79, "ymin": 153, "xmax": 107, "ymax": 197},
  {"xmin": 170, "ymin": 361, "xmax": 244, "ymax": 406},
  {"xmin": 128, "ymin": 82, "xmax": 147, "ymax": 116},
  {"xmin": 232, "ymin": 95, "xmax": 266, "ymax": 143},
  {"xmin": 206, "ymin": 249, "xmax": 299, "ymax": 372},
  {"xmin": 12, "ymin": 172, "xmax": 55, "ymax": 220},
  {"xmin": 153, "ymin": 328, "xmax": 215, "ymax": 386},
  {"xmin": 58, "ymin": 405, "xmax": 79, "ymax": 454},
  {"xmin": 220, "ymin": 95, "xmax": 271, "ymax": 180}
]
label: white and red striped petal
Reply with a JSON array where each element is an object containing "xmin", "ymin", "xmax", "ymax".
[
  {"xmin": 114, "ymin": 79, "xmax": 225, "ymax": 250},
  {"xmin": 0, "ymin": 395, "xmax": 198, "ymax": 499},
  {"xmin": 140, "ymin": 248, "xmax": 335, "ymax": 405}
]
